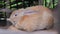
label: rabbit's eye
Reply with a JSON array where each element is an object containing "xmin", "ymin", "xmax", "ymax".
[{"xmin": 15, "ymin": 14, "xmax": 17, "ymax": 16}]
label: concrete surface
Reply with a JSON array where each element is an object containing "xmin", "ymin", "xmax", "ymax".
[{"xmin": 0, "ymin": 29, "xmax": 58, "ymax": 34}]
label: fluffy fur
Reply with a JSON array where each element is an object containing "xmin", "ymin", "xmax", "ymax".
[{"xmin": 7, "ymin": 5, "xmax": 54, "ymax": 32}]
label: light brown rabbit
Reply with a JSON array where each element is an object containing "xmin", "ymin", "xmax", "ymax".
[{"xmin": 7, "ymin": 5, "xmax": 54, "ymax": 32}]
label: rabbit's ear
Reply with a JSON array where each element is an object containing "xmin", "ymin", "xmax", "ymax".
[
  {"xmin": 26, "ymin": 5, "xmax": 43, "ymax": 11},
  {"xmin": 26, "ymin": 6, "xmax": 39, "ymax": 11},
  {"xmin": 26, "ymin": 5, "xmax": 51, "ymax": 12}
]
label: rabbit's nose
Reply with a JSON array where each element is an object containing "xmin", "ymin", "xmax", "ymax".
[
  {"xmin": 7, "ymin": 18, "xmax": 16, "ymax": 25},
  {"xmin": 7, "ymin": 18, "xmax": 13, "ymax": 22}
]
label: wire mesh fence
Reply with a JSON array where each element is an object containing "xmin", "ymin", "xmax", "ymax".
[
  {"xmin": 0, "ymin": 0, "xmax": 39, "ymax": 26},
  {"xmin": 0, "ymin": 0, "xmax": 58, "ymax": 26},
  {"xmin": 0, "ymin": 0, "xmax": 39, "ymax": 10},
  {"xmin": 0, "ymin": 0, "xmax": 58, "ymax": 10}
]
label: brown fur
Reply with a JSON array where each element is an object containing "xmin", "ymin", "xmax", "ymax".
[{"xmin": 8, "ymin": 5, "xmax": 54, "ymax": 32}]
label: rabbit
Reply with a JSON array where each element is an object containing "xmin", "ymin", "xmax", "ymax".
[{"xmin": 7, "ymin": 5, "xmax": 54, "ymax": 32}]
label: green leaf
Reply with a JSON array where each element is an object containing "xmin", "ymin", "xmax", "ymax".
[
  {"xmin": 18, "ymin": 2, "xmax": 23, "ymax": 5},
  {"xmin": 10, "ymin": 0, "xmax": 15, "ymax": 2}
]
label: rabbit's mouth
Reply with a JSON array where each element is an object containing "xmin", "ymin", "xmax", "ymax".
[{"xmin": 7, "ymin": 18, "xmax": 16, "ymax": 25}]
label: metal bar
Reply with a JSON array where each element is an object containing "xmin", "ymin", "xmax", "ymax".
[
  {"xmin": 22, "ymin": 0, "xmax": 26, "ymax": 8},
  {"xmin": 9, "ymin": 0, "xmax": 11, "ymax": 9},
  {"xmin": 3, "ymin": 0, "xmax": 6, "ymax": 8},
  {"xmin": 16, "ymin": 0, "xmax": 18, "ymax": 9},
  {"xmin": 53, "ymin": 0, "xmax": 54, "ymax": 8}
]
